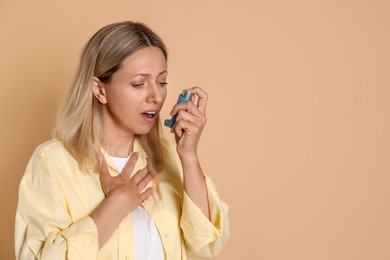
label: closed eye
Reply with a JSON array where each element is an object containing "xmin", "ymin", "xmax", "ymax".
[{"xmin": 132, "ymin": 83, "xmax": 145, "ymax": 88}]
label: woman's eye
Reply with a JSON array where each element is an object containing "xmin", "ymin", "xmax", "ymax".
[
  {"xmin": 158, "ymin": 82, "xmax": 168, "ymax": 87},
  {"xmin": 132, "ymin": 83, "xmax": 144, "ymax": 88}
]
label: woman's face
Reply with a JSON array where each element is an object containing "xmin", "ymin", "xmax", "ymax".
[{"xmin": 96, "ymin": 46, "xmax": 168, "ymax": 137}]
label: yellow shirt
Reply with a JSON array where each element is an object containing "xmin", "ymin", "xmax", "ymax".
[{"xmin": 15, "ymin": 138, "xmax": 229, "ymax": 259}]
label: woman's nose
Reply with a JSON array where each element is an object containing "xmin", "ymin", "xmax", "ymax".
[{"xmin": 147, "ymin": 84, "xmax": 164, "ymax": 103}]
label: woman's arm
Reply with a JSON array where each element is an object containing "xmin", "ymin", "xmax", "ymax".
[
  {"xmin": 180, "ymin": 154, "xmax": 210, "ymax": 219},
  {"xmin": 169, "ymin": 87, "xmax": 230, "ymax": 257},
  {"xmin": 16, "ymin": 151, "xmax": 99, "ymax": 259},
  {"xmin": 90, "ymin": 152, "xmax": 153, "ymax": 249},
  {"xmin": 170, "ymin": 87, "xmax": 210, "ymax": 218},
  {"xmin": 16, "ymin": 149, "xmax": 154, "ymax": 259}
]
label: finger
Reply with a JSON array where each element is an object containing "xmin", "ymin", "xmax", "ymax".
[
  {"xmin": 172, "ymin": 120, "xmax": 185, "ymax": 137},
  {"xmin": 173, "ymin": 120, "xmax": 198, "ymax": 137},
  {"xmin": 176, "ymin": 109, "xmax": 195, "ymax": 124},
  {"xmin": 140, "ymin": 187, "xmax": 154, "ymax": 202},
  {"xmin": 176, "ymin": 109, "xmax": 207, "ymax": 129},
  {"xmin": 137, "ymin": 173, "xmax": 153, "ymax": 192},
  {"xmin": 169, "ymin": 100, "xmax": 191, "ymax": 117},
  {"xmin": 98, "ymin": 156, "xmax": 111, "ymax": 181},
  {"xmin": 188, "ymin": 87, "xmax": 208, "ymax": 115},
  {"xmin": 131, "ymin": 166, "xmax": 149, "ymax": 184},
  {"xmin": 121, "ymin": 152, "xmax": 139, "ymax": 177},
  {"xmin": 170, "ymin": 101, "xmax": 203, "ymax": 118}
]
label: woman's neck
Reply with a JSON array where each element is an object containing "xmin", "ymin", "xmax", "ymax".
[{"xmin": 102, "ymin": 132, "xmax": 135, "ymax": 158}]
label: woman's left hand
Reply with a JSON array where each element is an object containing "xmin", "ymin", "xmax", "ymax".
[{"xmin": 169, "ymin": 87, "xmax": 208, "ymax": 158}]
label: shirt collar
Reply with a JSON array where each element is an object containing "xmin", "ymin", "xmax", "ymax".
[{"xmin": 100, "ymin": 137, "xmax": 148, "ymax": 176}]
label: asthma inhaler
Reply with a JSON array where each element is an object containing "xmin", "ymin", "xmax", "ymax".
[{"xmin": 164, "ymin": 90, "xmax": 193, "ymax": 128}]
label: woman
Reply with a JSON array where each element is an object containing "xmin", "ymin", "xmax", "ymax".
[{"xmin": 15, "ymin": 21, "xmax": 229, "ymax": 259}]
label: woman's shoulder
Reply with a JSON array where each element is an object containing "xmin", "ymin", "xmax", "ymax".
[
  {"xmin": 26, "ymin": 139, "xmax": 76, "ymax": 174},
  {"xmin": 34, "ymin": 138, "xmax": 64, "ymax": 152},
  {"xmin": 32, "ymin": 139, "xmax": 70, "ymax": 159}
]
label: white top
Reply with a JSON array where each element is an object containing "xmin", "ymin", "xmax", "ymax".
[{"xmin": 111, "ymin": 154, "xmax": 164, "ymax": 260}]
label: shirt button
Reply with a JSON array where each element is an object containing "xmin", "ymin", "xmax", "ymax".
[{"xmin": 164, "ymin": 233, "xmax": 169, "ymax": 238}]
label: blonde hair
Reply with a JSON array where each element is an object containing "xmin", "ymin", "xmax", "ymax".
[{"xmin": 54, "ymin": 21, "xmax": 167, "ymax": 172}]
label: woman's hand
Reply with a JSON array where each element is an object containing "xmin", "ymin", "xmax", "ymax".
[
  {"xmin": 91, "ymin": 153, "xmax": 154, "ymax": 248},
  {"xmin": 99, "ymin": 152, "xmax": 154, "ymax": 212},
  {"xmin": 170, "ymin": 87, "xmax": 208, "ymax": 158}
]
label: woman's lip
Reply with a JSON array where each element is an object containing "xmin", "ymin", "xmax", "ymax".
[
  {"xmin": 141, "ymin": 112, "xmax": 158, "ymax": 123},
  {"xmin": 141, "ymin": 109, "xmax": 159, "ymax": 114}
]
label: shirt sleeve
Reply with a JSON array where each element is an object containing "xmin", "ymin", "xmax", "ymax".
[
  {"xmin": 180, "ymin": 175, "xmax": 230, "ymax": 258},
  {"xmin": 15, "ymin": 150, "xmax": 99, "ymax": 260}
]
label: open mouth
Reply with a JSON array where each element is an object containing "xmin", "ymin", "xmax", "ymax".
[{"xmin": 143, "ymin": 111, "xmax": 157, "ymax": 119}]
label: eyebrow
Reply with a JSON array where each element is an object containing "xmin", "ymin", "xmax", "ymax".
[{"xmin": 131, "ymin": 70, "xmax": 168, "ymax": 78}]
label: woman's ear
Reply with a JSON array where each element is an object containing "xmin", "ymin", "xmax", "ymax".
[{"xmin": 92, "ymin": 77, "xmax": 108, "ymax": 104}]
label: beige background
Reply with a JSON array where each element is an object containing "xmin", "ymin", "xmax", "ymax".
[{"xmin": 1, "ymin": 0, "xmax": 390, "ymax": 259}]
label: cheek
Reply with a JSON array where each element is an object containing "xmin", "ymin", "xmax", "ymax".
[
  {"xmin": 161, "ymin": 88, "xmax": 168, "ymax": 102},
  {"xmin": 107, "ymin": 91, "xmax": 138, "ymax": 113}
]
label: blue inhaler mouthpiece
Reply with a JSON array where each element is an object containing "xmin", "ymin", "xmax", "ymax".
[{"xmin": 164, "ymin": 90, "xmax": 193, "ymax": 128}]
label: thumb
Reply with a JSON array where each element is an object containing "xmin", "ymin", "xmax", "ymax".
[{"xmin": 98, "ymin": 155, "xmax": 111, "ymax": 180}]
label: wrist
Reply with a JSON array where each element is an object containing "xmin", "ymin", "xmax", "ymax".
[{"xmin": 178, "ymin": 152, "xmax": 199, "ymax": 164}]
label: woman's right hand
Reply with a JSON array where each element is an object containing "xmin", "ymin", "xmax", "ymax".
[
  {"xmin": 91, "ymin": 152, "xmax": 154, "ymax": 248},
  {"xmin": 99, "ymin": 152, "xmax": 154, "ymax": 212}
]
